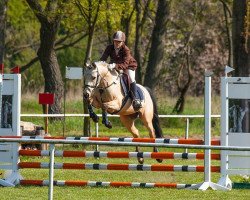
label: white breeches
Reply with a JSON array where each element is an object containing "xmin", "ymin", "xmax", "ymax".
[{"xmin": 124, "ymin": 69, "xmax": 135, "ymax": 84}]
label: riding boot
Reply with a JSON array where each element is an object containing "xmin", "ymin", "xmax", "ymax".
[{"xmin": 130, "ymin": 82, "xmax": 142, "ymax": 111}]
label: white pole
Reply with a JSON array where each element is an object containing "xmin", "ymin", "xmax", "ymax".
[
  {"xmin": 185, "ymin": 118, "xmax": 189, "ymax": 153},
  {"xmin": 217, "ymin": 77, "xmax": 232, "ymax": 188},
  {"xmin": 48, "ymin": 144, "xmax": 55, "ymax": 200},
  {"xmin": 95, "ymin": 122, "xmax": 99, "ymax": 151},
  {"xmin": 204, "ymin": 73, "xmax": 212, "ymax": 183}
]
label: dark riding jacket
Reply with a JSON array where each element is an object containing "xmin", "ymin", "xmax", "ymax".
[{"xmin": 100, "ymin": 44, "xmax": 137, "ymax": 71}]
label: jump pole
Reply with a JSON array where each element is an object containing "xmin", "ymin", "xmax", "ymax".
[
  {"xmin": 48, "ymin": 144, "xmax": 55, "ymax": 200},
  {"xmin": 190, "ymin": 70, "xmax": 228, "ymax": 190}
]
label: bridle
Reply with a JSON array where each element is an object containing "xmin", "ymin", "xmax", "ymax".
[{"xmin": 84, "ymin": 63, "xmax": 120, "ymax": 93}]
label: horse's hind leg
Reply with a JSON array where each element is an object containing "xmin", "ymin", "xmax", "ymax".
[
  {"xmin": 120, "ymin": 114, "xmax": 144, "ymax": 164},
  {"xmin": 140, "ymin": 114, "xmax": 163, "ymax": 163}
]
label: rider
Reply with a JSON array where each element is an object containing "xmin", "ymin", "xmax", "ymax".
[{"xmin": 100, "ymin": 30, "xmax": 142, "ymax": 111}]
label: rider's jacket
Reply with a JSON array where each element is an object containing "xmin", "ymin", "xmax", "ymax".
[{"xmin": 100, "ymin": 44, "xmax": 137, "ymax": 71}]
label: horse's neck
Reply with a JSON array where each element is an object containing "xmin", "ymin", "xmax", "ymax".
[{"xmin": 97, "ymin": 71, "xmax": 123, "ymax": 102}]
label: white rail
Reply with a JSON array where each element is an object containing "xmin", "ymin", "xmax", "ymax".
[{"xmin": 21, "ymin": 114, "xmax": 221, "ymax": 118}]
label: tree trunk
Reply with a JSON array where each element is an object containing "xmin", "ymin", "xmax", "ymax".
[
  {"xmin": 233, "ymin": 0, "xmax": 250, "ymax": 76},
  {"xmin": 144, "ymin": 0, "xmax": 170, "ymax": 89},
  {"xmin": 134, "ymin": 0, "xmax": 143, "ymax": 83},
  {"xmin": 38, "ymin": 21, "xmax": 64, "ymax": 115},
  {"xmin": 232, "ymin": 0, "xmax": 250, "ymax": 132},
  {"xmin": 221, "ymin": 0, "xmax": 233, "ymax": 67},
  {"xmin": 134, "ymin": 0, "xmax": 152, "ymax": 84},
  {"xmin": 25, "ymin": 0, "xmax": 66, "ymax": 116},
  {"xmin": 0, "ymin": 0, "xmax": 7, "ymax": 64},
  {"xmin": 83, "ymin": 32, "xmax": 94, "ymax": 137},
  {"xmin": 105, "ymin": 0, "xmax": 113, "ymax": 44}
]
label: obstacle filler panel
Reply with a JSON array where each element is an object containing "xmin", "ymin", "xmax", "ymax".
[
  {"xmin": 219, "ymin": 77, "xmax": 250, "ymax": 187},
  {"xmin": 227, "ymin": 133, "xmax": 250, "ymax": 174},
  {"xmin": 0, "ymin": 74, "xmax": 21, "ymax": 186}
]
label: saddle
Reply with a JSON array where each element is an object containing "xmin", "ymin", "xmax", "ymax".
[
  {"xmin": 109, "ymin": 73, "xmax": 144, "ymax": 115},
  {"xmin": 120, "ymin": 74, "xmax": 144, "ymax": 101}
]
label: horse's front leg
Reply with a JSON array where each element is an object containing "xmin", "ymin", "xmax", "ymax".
[
  {"xmin": 102, "ymin": 109, "xmax": 112, "ymax": 129},
  {"xmin": 88, "ymin": 104, "xmax": 99, "ymax": 123}
]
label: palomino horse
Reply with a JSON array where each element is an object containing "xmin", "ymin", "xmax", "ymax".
[{"xmin": 83, "ymin": 61, "xmax": 163, "ymax": 163}]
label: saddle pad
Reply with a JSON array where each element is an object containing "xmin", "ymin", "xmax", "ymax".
[
  {"xmin": 135, "ymin": 85, "xmax": 144, "ymax": 101},
  {"xmin": 120, "ymin": 74, "xmax": 144, "ymax": 101}
]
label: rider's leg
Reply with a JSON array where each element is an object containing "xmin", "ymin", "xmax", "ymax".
[
  {"xmin": 126, "ymin": 69, "xmax": 142, "ymax": 111},
  {"xmin": 102, "ymin": 109, "xmax": 112, "ymax": 129},
  {"xmin": 88, "ymin": 104, "xmax": 99, "ymax": 123}
]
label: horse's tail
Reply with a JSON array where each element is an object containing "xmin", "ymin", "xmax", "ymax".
[{"xmin": 145, "ymin": 87, "xmax": 163, "ymax": 138}]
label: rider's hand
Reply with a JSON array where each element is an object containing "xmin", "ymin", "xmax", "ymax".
[{"xmin": 108, "ymin": 63, "xmax": 116, "ymax": 71}]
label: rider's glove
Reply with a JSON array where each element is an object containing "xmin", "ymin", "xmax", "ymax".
[{"xmin": 108, "ymin": 63, "xmax": 116, "ymax": 71}]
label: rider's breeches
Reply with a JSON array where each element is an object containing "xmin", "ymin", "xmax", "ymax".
[{"xmin": 124, "ymin": 69, "xmax": 136, "ymax": 84}]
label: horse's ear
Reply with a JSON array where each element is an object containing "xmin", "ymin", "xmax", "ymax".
[
  {"xmin": 92, "ymin": 62, "xmax": 97, "ymax": 69},
  {"xmin": 85, "ymin": 62, "xmax": 90, "ymax": 68}
]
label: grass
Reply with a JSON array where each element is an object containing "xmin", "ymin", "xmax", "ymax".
[
  {"xmin": 20, "ymin": 94, "xmax": 221, "ymax": 138},
  {"xmin": 1, "ymin": 95, "xmax": 249, "ymax": 199}
]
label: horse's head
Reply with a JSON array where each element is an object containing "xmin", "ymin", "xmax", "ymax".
[{"xmin": 83, "ymin": 61, "xmax": 111, "ymax": 102}]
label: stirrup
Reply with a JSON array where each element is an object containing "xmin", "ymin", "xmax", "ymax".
[{"xmin": 132, "ymin": 99, "xmax": 142, "ymax": 111}]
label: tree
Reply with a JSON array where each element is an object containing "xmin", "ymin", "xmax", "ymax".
[
  {"xmin": 25, "ymin": 0, "xmax": 69, "ymax": 115},
  {"xmin": 0, "ymin": 0, "xmax": 8, "ymax": 64},
  {"xmin": 232, "ymin": 0, "xmax": 250, "ymax": 132},
  {"xmin": 144, "ymin": 0, "xmax": 171, "ymax": 90},
  {"xmin": 75, "ymin": 0, "xmax": 102, "ymax": 136},
  {"xmin": 134, "ymin": 0, "xmax": 152, "ymax": 84},
  {"xmin": 233, "ymin": 0, "xmax": 250, "ymax": 76}
]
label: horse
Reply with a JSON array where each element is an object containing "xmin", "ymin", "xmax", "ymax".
[{"xmin": 83, "ymin": 61, "xmax": 163, "ymax": 163}]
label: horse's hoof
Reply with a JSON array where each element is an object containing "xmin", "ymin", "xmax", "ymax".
[
  {"xmin": 92, "ymin": 115, "xmax": 99, "ymax": 123},
  {"xmin": 90, "ymin": 113, "xmax": 99, "ymax": 123},
  {"xmin": 156, "ymin": 159, "xmax": 163, "ymax": 163},
  {"xmin": 138, "ymin": 157, "xmax": 144, "ymax": 164},
  {"xmin": 102, "ymin": 121, "xmax": 112, "ymax": 129}
]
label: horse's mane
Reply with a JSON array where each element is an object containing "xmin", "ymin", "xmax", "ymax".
[{"xmin": 94, "ymin": 61, "xmax": 108, "ymax": 68}]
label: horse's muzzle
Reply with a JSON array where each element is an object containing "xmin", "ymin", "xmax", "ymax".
[
  {"xmin": 83, "ymin": 88, "xmax": 92, "ymax": 102},
  {"xmin": 83, "ymin": 93, "xmax": 89, "ymax": 99}
]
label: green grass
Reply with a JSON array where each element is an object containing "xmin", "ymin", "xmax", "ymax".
[
  {"xmin": 20, "ymin": 95, "xmax": 221, "ymax": 138},
  {"xmin": 1, "ymin": 95, "xmax": 248, "ymax": 200}
]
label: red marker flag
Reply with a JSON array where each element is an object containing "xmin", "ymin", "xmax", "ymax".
[
  {"xmin": 11, "ymin": 66, "xmax": 20, "ymax": 74},
  {"xmin": 39, "ymin": 93, "xmax": 55, "ymax": 105},
  {"xmin": 0, "ymin": 64, "xmax": 4, "ymax": 74}
]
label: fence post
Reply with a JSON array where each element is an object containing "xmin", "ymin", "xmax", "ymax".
[
  {"xmin": 48, "ymin": 144, "xmax": 55, "ymax": 200},
  {"xmin": 95, "ymin": 122, "xmax": 99, "ymax": 151},
  {"xmin": 185, "ymin": 118, "xmax": 189, "ymax": 153}
]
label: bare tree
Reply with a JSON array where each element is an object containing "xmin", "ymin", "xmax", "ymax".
[
  {"xmin": 0, "ymin": 0, "xmax": 8, "ymax": 64},
  {"xmin": 144, "ymin": 0, "xmax": 171, "ymax": 90}
]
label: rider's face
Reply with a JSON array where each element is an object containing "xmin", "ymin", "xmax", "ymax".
[{"xmin": 114, "ymin": 40, "xmax": 123, "ymax": 49}]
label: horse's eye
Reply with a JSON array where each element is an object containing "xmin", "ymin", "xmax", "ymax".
[{"xmin": 92, "ymin": 76, "xmax": 96, "ymax": 80}]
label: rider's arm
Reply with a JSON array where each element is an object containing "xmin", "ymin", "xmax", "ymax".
[{"xmin": 100, "ymin": 45, "xmax": 112, "ymax": 61}]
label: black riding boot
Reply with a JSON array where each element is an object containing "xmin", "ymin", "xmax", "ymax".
[{"xmin": 130, "ymin": 82, "xmax": 142, "ymax": 111}]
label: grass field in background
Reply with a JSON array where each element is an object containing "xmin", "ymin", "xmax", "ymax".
[
  {"xmin": 1, "ymin": 95, "xmax": 249, "ymax": 200},
  {"xmin": 20, "ymin": 95, "xmax": 221, "ymax": 138}
]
